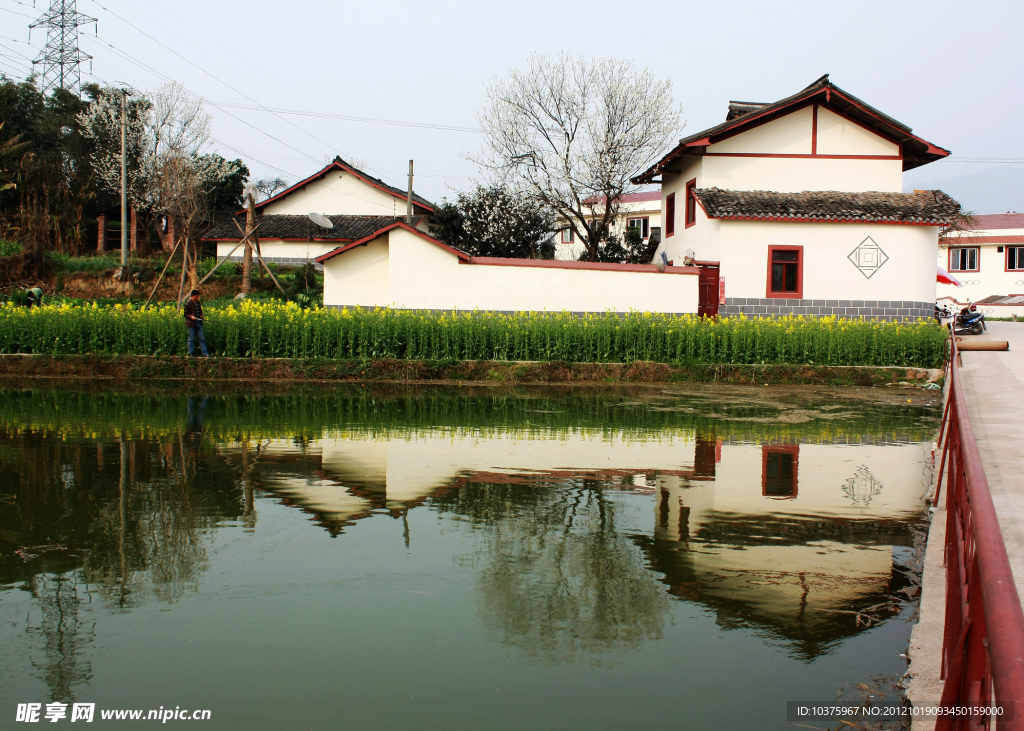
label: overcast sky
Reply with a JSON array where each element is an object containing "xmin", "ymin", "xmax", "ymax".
[{"xmin": 2, "ymin": 0, "xmax": 1021, "ymax": 212}]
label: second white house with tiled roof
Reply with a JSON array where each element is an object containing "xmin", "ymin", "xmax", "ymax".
[
  {"xmin": 633, "ymin": 75, "xmax": 959, "ymax": 320},
  {"xmin": 554, "ymin": 191, "xmax": 663, "ymax": 261},
  {"xmin": 203, "ymin": 157, "xmax": 434, "ymax": 266},
  {"xmin": 937, "ymin": 213, "xmax": 1024, "ymax": 318}
]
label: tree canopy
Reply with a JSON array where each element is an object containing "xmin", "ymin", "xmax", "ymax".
[
  {"xmin": 431, "ymin": 184, "xmax": 555, "ymax": 259},
  {"xmin": 0, "ymin": 76, "xmax": 245, "ymax": 262},
  {"xmin": 473, "ymin": 53, "xmax": 682, "ymax": 263}
]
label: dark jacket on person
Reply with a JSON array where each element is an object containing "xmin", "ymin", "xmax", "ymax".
[{"xmin": 183, "ymin": 299, "xmax": 204, "ymax": 328}]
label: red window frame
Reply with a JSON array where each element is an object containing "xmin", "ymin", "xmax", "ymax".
[
  {"xmin": 948, "ymin": 247, "xmax": 979, "ymax": 273},
  {"xmin": 560, "ymin": 228, "xmax": 574, "ymax": 243},
  {"xmin": 665, "ymin": 193, "xmax": 675, "ymax": 237},
  {"xmin": 762, "ymin": 445, "xmax": 799, "ymax": 500},
  {"xmin": 685, "ymin": 178, "xmax": 697, "ymax": 228},
  {"xmin": 1006, "ymin": 246, "xmax": 1024, "ymax": 272},
  {"xmin": 766, "ymin": 245, "xmax": 803, "ymax": 299}
]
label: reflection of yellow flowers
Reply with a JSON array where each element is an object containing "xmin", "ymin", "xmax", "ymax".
[{"xmin": 0, "ymin": 302, "xmax": 946, "ymax": 367}]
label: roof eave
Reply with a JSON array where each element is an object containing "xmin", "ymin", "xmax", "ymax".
[
  {"xmin": 242, "ymin": 160, "xmax": 435, "ymax": 215},
  {"xmin": 632, "ymin": 80, "xmax": 950, "ymax": 183}
]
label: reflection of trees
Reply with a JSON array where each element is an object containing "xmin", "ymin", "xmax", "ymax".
[
  {"xmin": 432, "ymin": 481, "xmax": 668, "ymax": 665},
  {"xmin": 0, "ymin": 420, "xmax": 244, "ymax": 699}
]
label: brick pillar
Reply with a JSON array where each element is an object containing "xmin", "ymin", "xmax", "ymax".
[
  {"xmin": 163, "ymin": 218, "xmax": 175, "ymax": 251},
  {"xmin": 130, "ymin": 206, "xmax": 138, "ymax": 251},
  {"xmin": 97, "ymin": 214, "xmax": 106, "ymax": 251}
]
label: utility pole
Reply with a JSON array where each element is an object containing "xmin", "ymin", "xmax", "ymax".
[
  {"xmin": 406, "ymin": 160, "xmax": 413, "ymax": 226},
  {"xmin": 120, "ymin": 89, "xmax": 128, "ymax": 266},
  {"xmin": 241, "ymin": 192, "xmax": 256, "ymax": 295}
]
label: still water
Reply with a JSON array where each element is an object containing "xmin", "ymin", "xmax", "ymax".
[{"xmin": 0, "ymin": 384, "xmax": 939, "ymax": 729}]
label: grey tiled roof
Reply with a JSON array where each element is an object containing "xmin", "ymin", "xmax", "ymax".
[
  {"xmin": 694, "ymin": 188, "xmax": 961, "ymax": 224},
  {"xmin": 203, "ymin": 215, "xmax": 425, "ymax": 241}
]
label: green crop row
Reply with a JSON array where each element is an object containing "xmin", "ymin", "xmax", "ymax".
[{"xmin": 0, "ymin": 301, "xmax": 949, "ymax": 367}]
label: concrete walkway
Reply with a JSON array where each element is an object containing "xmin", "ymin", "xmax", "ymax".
[{"xmin": 907, "ymin": 321, "xmax": 1024, "ymax": 729}]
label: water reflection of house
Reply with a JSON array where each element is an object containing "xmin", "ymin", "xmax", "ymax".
[
  {"xmin": 231, "ymin": 431, "xmax": 701, "ymax": 535},
  {"xmin": 639, "ymin": 440, "xmax": 929, "ymax": 658}
]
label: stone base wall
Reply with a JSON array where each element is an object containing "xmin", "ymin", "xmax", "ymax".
[
  {"xmin": 324, "ymin": 306, "xmax": 693, "ymax": 317},
  {"xmin": 719, "ymin": 298, "xmax": 934, "ymax": 322},
  {"xmin": 224, "ymin": 255, "xmax": 323, "ymax": 270}
]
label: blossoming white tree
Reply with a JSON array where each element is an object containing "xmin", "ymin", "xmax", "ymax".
[
  {"xmin": 473, "ymin": 53, "xmax": 683, "ymax": 262},
  {"xmin": 79, "ymin": 82, "xmax": 238, "ymax": 259}
]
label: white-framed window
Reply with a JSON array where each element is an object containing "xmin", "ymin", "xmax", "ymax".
[
  {"xmin": 627, "ymin": 217, "xmax": 650, "ymax": 239},
  {"xmin": 949, "ymin": 247, "xmax": 979, "ymax": 272},
  {"xmin": 560, "ymin": 229, "xmax": 574, "ymax": 243},
  {"xmin": 1008, "ymin": 246, "xmax": 1024, "ymax": 271}
]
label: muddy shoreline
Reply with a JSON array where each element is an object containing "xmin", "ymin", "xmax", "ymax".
[{"xmin": 0, "ymin": 353, "xmax": 943, "ymax": 389}]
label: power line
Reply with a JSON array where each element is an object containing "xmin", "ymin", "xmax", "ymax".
[
  {"xmin": 945, "ymin": 158, "xmax": 1024, "ymax": 164},
  {"xmin": 206, "ymin": 100, "xmax": 481, "ymax": 134},
  {"xmin": 84, "ymin": 0, "xmax": 380, "ymax": 176},
  {"xmin": 84, "ymin": 0, "xmax": 431, "ymax": 186},
  {"xmin": 0, "ymin": 58, "xmax": 32, "ymax": 77},
  {"xmin": 0, "ymin": 7, "xmax": 34, "ymax": 19},
  {"xmin": 79, "ymin": 33, "xmax": 326, "ymax": 167}
]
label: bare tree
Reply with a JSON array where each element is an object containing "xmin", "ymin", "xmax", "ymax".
[
  {"xmin": 250, "ymin": 177, "xmax": 288, "ymax": 201},
  {"xmin": 150, "ymin": 154, "xmax": 210, "ymax": 300},
  {"xmin": 472, "ymin": 53, "xmax": 682, "ymax": 262},
  {"xmin": 80, "ymin": 82, "xmax": 237, "ymax": 253}
]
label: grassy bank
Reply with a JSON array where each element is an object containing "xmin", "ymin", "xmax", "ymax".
[
  {"xmin": 0, "ymin": 354, "xmax": 941, "ymax": 387},
  {"xmin": 0, "ymin": 301, "xmax": 948, "ymax": 367}
]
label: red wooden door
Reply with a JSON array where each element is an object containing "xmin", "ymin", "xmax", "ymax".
[{"xmin": 697, "ymin": 264, "xmax": 720, "ymax": 318}]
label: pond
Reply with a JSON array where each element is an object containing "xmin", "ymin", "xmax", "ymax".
[{"xmin": 0, "ymin": 383, "xmax": 940, "ymax": 729}]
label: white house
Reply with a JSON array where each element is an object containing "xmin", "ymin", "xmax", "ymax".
[
  {"xmin": 316, "ymin": 221, "xmax": 699, "ymax": 313},
  {"xmin": 202, "ymin": 157, "xmax": 434, "ymax": 266},
  {"xmin": 937, "ymin": 213, "xmax": 1024, "ymax": 318},
  {"xmin": 633, "ymin": 75, "xmax": 960, "ymax": 320},
  {"xmin": 554, "ymin": 191, "xmax": 663, "ymax": 261}
]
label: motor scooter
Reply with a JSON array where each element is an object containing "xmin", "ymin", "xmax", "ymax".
[
  {"xmin": 935, "ymin": 304, "xmax": 955, "ymax": 328},
  {"xmin": 955, "ymin": 304, "xmax": 986, "ymax": 335}
]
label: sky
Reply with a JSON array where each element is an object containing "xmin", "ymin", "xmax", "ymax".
[{"xmin": 1, "ymin": 0, "xmax": 1021, "ymax": 212}]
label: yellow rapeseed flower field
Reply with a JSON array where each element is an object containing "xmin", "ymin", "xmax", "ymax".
[{"xmin": 0, "ymin": 301, "xmax": 947, "ymax": 367}]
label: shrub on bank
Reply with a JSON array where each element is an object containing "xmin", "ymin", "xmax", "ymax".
[{"xmin": 0, "ymin": 301, "xmax": 948, "ymax": 367}]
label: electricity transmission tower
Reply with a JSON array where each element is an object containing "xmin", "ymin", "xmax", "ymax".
[{"xmin": 29, "ymin": 1, "xmax": 97, "ymax": 95}]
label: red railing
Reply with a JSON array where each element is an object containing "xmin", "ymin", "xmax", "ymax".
[{"xmin": 935, "ymin": 336, "xmax": 1024, "ymax": 729}]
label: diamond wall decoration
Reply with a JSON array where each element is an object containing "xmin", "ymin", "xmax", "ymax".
[
  {"xmin": 842, "ymin": 465, "xmax": 883, "ymax": 506},
  {"xmin": 848, "ymin": 236, "xmax": 889, "ymax": 279}
]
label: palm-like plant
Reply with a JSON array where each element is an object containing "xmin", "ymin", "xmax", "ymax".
[{"xmin": 0, "ymin": 121, "xmax": 30, "ymax": 192}]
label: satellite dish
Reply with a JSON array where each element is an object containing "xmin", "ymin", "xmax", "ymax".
[{"xmin": 308, "ymin": 212, "xmax": 333, "ymax": 229}]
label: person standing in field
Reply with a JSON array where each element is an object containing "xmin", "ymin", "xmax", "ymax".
[{"xmin": 183, "ymin": 289, "xmax": 210, "ymax": 357}]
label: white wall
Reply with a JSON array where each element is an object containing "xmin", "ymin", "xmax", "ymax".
[
  {"xmin": 217, "ymin": 240, "xmax": 339, "ymax": 261},
  {"xmin": 324, "ymin": 228, "xmax": 699, "ymax": 313},
  {"xmin": 657, "ymin": 156, "xmax": 721, "ymax": 264},
  {"xmin": 937, "ymin": 296, "xmax": 1024, "ymax": 319},
  {"xmin": 816, "ymin": 107, "xmax": 900, "ymax": 156},
  {"xmin": 719, "ymin": 220, "xmax": 939, "ymax": 303},
  {"xmin": 707, "ymin": 106, "xmax": 813, "ymax": 155},
  {"xmin": 701, "ymin": 156, "xmax": 903, "ymax": 194},
  {"xmin": 322, "ymin": 238, "xmax": 389, "ymax": 308},
  {"xmin": 263, "ymin": 172, "xmax": 409, "ymax": 217}
]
